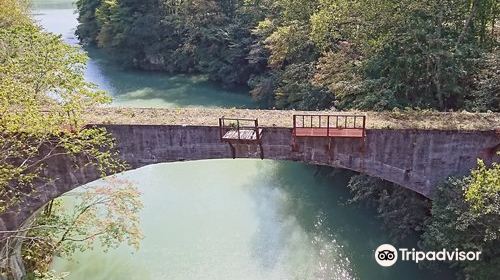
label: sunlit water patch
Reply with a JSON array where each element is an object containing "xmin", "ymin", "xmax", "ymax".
[{"xmin": 52, "ymin": 160, "xmax": 448, "ymax": 280}]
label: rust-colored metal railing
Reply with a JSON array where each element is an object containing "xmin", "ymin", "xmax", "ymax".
[
  {"xmin": 292, "ymin": 114, "xmax": 366, "ymax": 137},
  {"xmin": 219, "ymin": 116, "xmax": 262, "ymax": 141},
  {"xmin": 218, "ymin": 116, "xmax": 264, "ymax": 159}
]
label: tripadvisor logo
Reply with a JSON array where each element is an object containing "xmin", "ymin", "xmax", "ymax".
[
  {"xmin": 375, "ymin": 244, "xmax": 398, "ymax": 267},
  {"xmin": 374, "ymin": 244, "xmax": 481, "ymax": 267}
]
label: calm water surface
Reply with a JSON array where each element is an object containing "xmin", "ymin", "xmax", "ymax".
[
  {"xmin": 32, "ymin": 0, "xmax": 254, "ymax": 109},
  {"xmin": 32, "ymin": 1, "xmax": 450, "ymax": 279}
]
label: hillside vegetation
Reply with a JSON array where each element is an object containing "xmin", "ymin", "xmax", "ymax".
[{"xmin": 76, "ymin": 0, "xmax": 499, "ymax": 111}]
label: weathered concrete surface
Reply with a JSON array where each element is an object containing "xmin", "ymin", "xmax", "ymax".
[
  {"xmin": 87, "ymin": 107, "xmax": 500, "ymax": 130},
  {"xmin": 1, "ymin": 125, "xmax": 499, "ymax": 240}
]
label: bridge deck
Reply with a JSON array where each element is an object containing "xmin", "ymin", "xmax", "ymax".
[
  {"xmin": 222, "ymin": 129, "xmax": 262, "ymax": 141},
  {"xmin": 85, "ymin": 107, "xmax": 500, "ymax": 130},
  {"xmin": 294, "ymin": 127, "xmax": 364, "ymax": 138}
]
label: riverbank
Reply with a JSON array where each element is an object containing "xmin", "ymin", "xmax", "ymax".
[{"xmin": 86, "ymin": 107, "xmax": 500, "ymax": 130}]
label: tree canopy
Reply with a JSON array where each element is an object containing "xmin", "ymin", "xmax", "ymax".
[
  {"xmin": 1, "ymin": 1, "xmax": 141, "ymax": 278},
  {"xmin": 0, "ymin": 2, "xmax": 122, "ymax": 214},
  {"xmin": 76, "ymin": 0, "xmax": 499, "ymax": 111},
  {"xmin": 422, "ymin": 160, "xmax": 500, "ymax": 279}
]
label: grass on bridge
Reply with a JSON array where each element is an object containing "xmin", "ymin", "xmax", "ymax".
[{"xmin": 86, "ymin": 107, "xmax": 500, "ymax": 131}]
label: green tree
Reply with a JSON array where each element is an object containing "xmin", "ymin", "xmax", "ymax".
[
  {"xmin": 0, "ymin": 23, "xmax": 122, "ymax": 213},
  {"xmin": 0, "ymin": 0, "xmax": 30, "ymax": 28},
  {"xmin": 1, "ymin": 1, "xmax": 132, "ymax": 278},
  {"xmin": 464, "ymin": 50, "xmax": 500, "ymax": 111},
  {"xmin": 75, "ymin": 0, "xmax": 499, "ymax": 111},
  {"xmin": 76, "ymin": 0, "xmax": 268, "ymax": 87},
  {"xmin": 75, "ymin": 0, "xmax": 102, "ymax": 45},
  {"xmin": 22, "ymin": 179, "xmax": 143, "ymax": 279},
  {"xmin": 465, "ymin": 159, "xmax": 500, "ymax": 215},
  {"xmin": 310, "ymin": 0, "xmax": 499, "ymax": 111},
  {"xmin": 422, "ymin": 160, "xmax": 500, "ymax": 279}
]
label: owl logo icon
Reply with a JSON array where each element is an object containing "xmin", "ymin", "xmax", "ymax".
[{"xmin": 375, "ymin": 244, "xmax": 398, "ymax": 267}]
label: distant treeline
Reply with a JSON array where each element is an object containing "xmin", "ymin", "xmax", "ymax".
[{"xmin": 76, "ymin": 0, "xmax": 499, "ymax": 111}]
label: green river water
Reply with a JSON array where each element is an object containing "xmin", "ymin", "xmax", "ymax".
[{"xmin": 31, "ymin": 1, "xmax": 451, "ymax": 279}]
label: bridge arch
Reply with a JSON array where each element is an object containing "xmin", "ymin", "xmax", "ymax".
[{"xmin": 0, "ymin": 124, "xmax": 498, "ymax": 236}]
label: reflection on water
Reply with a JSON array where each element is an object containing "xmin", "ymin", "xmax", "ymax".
[{"xmin": 84, "ymin": 48, "xmax": 254, "ymax": 108}]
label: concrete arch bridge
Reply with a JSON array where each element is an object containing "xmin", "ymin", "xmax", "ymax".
[{"xmin": 0, "ymin": 108, "xmax": 499, "ymax": 276}]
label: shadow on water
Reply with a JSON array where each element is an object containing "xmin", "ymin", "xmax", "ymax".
[{"xmin": 246, "ymin": 161, "xmax": 454, "ymax": 280}]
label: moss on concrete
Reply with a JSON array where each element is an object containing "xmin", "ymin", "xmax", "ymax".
[{"xmin": 85, "ymin": 107, "xmax": 500, "ymax": 130}]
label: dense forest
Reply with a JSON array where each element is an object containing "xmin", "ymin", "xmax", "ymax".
[{"xmin": 76, "ymin": 0, "xmax": 499, "ymax": 111}]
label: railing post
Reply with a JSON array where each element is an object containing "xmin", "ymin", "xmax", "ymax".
[
  {"xmin": 237, "ymin": 120, "xmax": 240, "ymax": 139},
  {"xmin": 255, "ymin": 119, "xmax": 259, "ymax": 140},
  {"xmin": 327, "ymin": 116, "xmax": 330, "ymax": 137},
  {"xmin": 363, "ymin": 115, "xmax": 366, "ymax": 137},
  {"xmin": 219, "ymin": 118, "xmax": 223, "ymax": 140}
]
